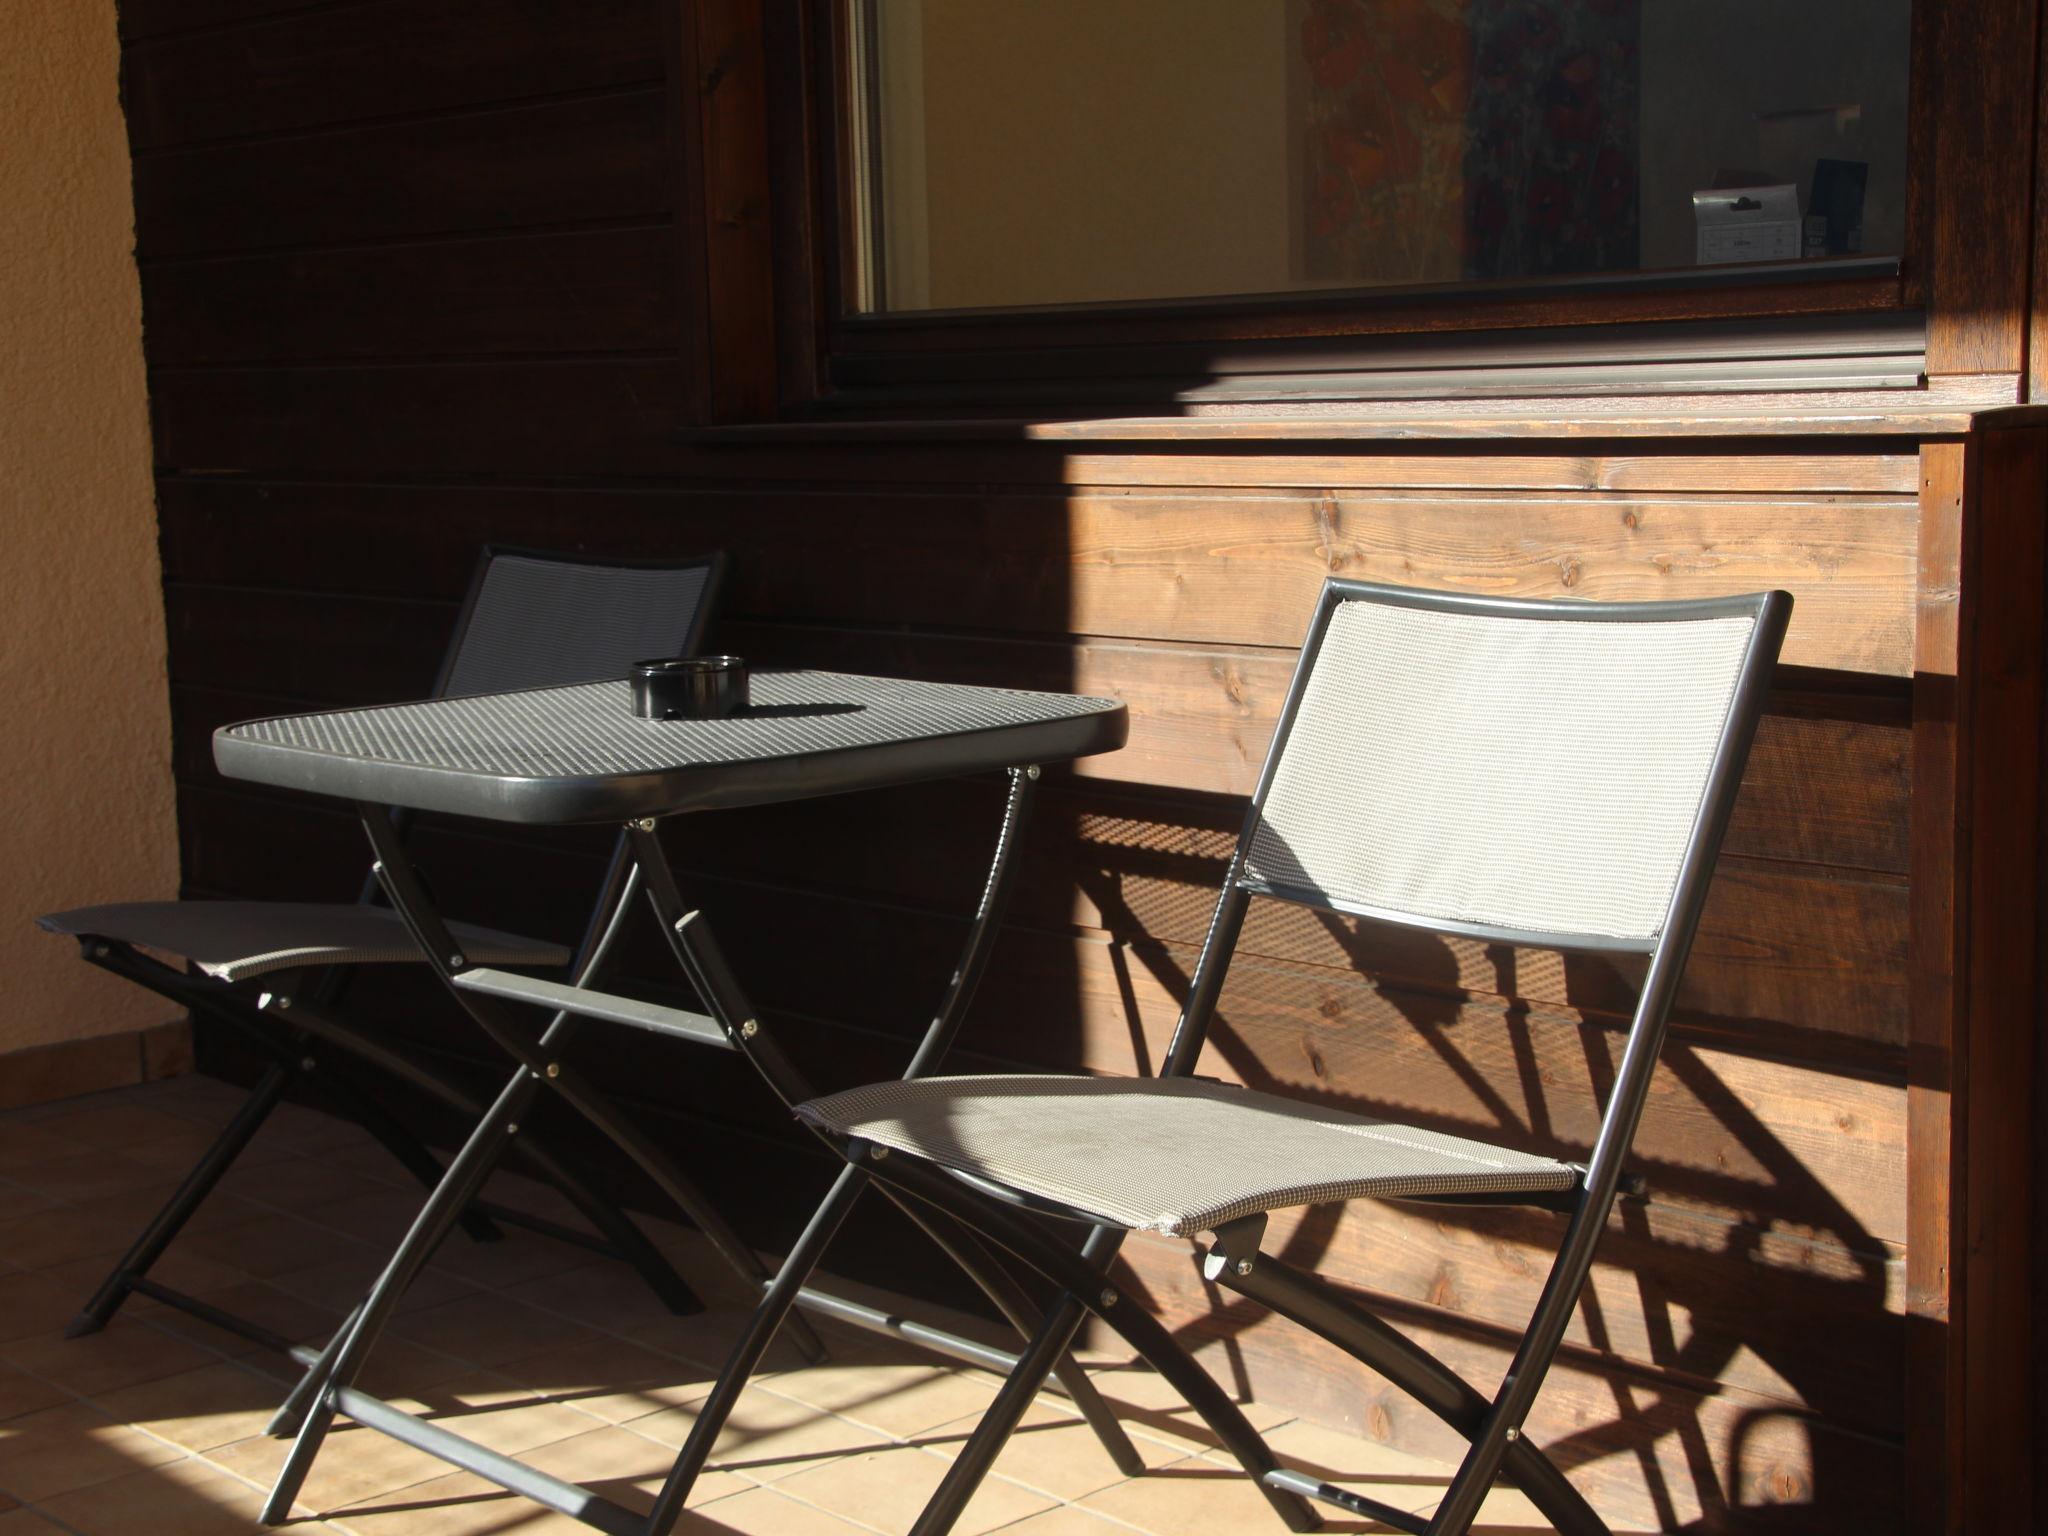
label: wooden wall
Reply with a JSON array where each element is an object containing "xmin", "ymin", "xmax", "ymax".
[{"xmin": 125, "ymin": 2, "xmax": 1949, "ymax": 1529}]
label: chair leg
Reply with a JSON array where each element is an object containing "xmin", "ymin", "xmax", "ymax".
[
  {"xmin": 1219, "ymin": 1249, "xmax": 1609, "ymax": 1536},
  {"xmin": 895, "ymin": 1202, "xmax": 1145, "ymax": 1477},
  {"xmin": 871, "ymin": 1154, "xmax": 1320, "ymax": 1534},
  {"xmin": 265, "ymin": 1299, "xmax": 363, "ymax": 1437},
  {"xmin": 645, "ymin": 1163, "xmax": 869, "ymax": 1535},
  {"xmin": 913, "ymin": 1290, "xmax": 1090, "ymax": 1536},
  {"xmin": 260, "ymin": 1070, "xmax": 539, "ymax": 1525},
  {"xmin": 66, "ymin": 1060, "xmax": 291, "ymax": 1338}
]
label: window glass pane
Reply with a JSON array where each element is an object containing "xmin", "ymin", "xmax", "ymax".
[{"xmin": 845, "ymin": 0, "xmax": 1911, "ymax": 315}]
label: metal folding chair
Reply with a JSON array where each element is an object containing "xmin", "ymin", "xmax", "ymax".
[
  {"xmin": 722, "ymin": 579, "xmax": 1791, "ymax": 1536},
  {"xmin": 37, "ymin": 545, "xmax": 729, "ymax": 1349}
]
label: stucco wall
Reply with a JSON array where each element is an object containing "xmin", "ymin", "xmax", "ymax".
[{"xmin": 0, "ymin": 1, "xmax": 178, "ymax": 1060}]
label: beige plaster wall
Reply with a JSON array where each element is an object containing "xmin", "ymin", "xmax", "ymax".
[{"xmin": 0, "ymin": 0, "xmax": 178, "ymax": 1059}]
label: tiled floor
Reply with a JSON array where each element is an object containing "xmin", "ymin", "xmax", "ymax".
[{"xmin": 0, "ymin": 1076, "xmax": 1555, "ymax": 1535}]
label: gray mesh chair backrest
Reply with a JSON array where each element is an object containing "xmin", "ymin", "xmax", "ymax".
[
  {"xmin": 438, "ymin": 550, "xmax": 723, "ymax": 700},
  {"xmin": 1241, "ymin": 585, "xmax": 1771, "ymax": 949}
]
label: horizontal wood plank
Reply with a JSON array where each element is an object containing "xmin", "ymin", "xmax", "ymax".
[
  {"xmin": 134, "ymin": 89, "xmax": 668, "ymax": 259},
  {"xmin": 157, "ymin": 482, "xmax": 1918, "ymax": 673},
  {"xmin": 123, "ymin": 0, "xmax": 660, "ymax": 150},
  {"xmin": 1056, "ymin": 451, "xmax": 1923, "ymax": 495},
  {"xmin": 150, "ymin": 359, "xmax": 689, "ymax": 478},
  {"xmin": 142, "ymin": 227, "xmax": 679, "ymax": 363}
]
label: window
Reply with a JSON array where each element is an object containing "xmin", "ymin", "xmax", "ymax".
[{"xmin": 842, "ymin": 0, "xmax": 1911, "ymax": 319}]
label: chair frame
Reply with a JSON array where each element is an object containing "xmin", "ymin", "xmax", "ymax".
[
  {"xmin": 661, "ymin": 578, "xmax": 1791, "ymax": 1536},
  {"xmin": 55, "ymin": 545, "xmax": 732, "ymax": 1353}
]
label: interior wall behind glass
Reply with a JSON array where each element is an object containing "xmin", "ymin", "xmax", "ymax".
[
  {"xmin": 877, "ymin": 0, "xmax": 1291, "ymax": 312},
  {"xmin": 1637, "ymin": 0, "xmax": 1911, "ymax": 270}
]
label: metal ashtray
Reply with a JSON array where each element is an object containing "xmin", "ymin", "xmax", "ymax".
[{"xmin": 630, "ymin": 655, "xmax": 748, "ymax": 720}]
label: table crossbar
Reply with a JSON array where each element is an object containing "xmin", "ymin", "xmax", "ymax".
[{"xmin": 452, "ymin": 968, "xmax": 730, "ymax": 1050}]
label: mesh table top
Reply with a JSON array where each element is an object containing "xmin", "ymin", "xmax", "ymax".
[{"xmin": 214, "ymin": 670, "xmax": 1127, "ymax": 824}]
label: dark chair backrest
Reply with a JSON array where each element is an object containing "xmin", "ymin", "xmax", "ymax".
[{"xmin": 436, "ymin": 547, "xmax": 726, "ymax": 700}]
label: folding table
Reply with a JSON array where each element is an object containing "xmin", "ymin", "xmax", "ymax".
[{"xmin": 206, "ymin": 667, "xmax": 1134, "ymax": 1533}]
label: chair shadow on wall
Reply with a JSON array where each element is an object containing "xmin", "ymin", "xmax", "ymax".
[{"xmin": 1069, "ymin": 808, "xmax": 1894, "ymax": 1533}]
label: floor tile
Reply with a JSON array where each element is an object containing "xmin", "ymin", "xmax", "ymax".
[
  {"xmin": 764, "ymin": 1353, "xmax": 1004, "ymax": 1440},
  {"xmin": 32, "ymin": 1103, "xmax": 198, "ymax": 1151},
  {"xmin": 1257, "ymin": 1416, "xmax": 1453, "ymax": 1511},
  {"xmin": 327, "ymin": 1468, "xmax": 598, "ymax": 1535},
  {"xmin": 503, "ymin": 1257, "xmax": 704, "ymax": 1333},
  {"xmin": 520, "ymin": 1423, "xmax": 753, "ymax": 1509},
  {"xmin": 677, "ymin": 1483, "xmax": 881, "ymax": 1535},
  {"xmin": 1082, "ymin": 1361, "xmax": 1293, "ymax": 1455},
  {"xmin": 35, "ymin": 1451, "xmax": 341, "ymax": 1535},
  {"xmin": 0, "ymin": 1201, "xmax": 165, "ymax": 1272},
  {"xmin": 775, "ymin": 1441, "xmax": 1055, "ymax": 1536},
  {"xmin": 625, "ymin": 1305, "xmax": 813, "ymax": 1377},
  {"xmin": 0, "ymin": 1508, "xmax": 76, "ymax": 1534},
  {"xmin": 267, "ymin": 1247, "xmax": 479, "ymax": 1319},
  {"xmin": 499, "ymin": 1334, "xmax": 722, "ymax": 1425},
  {"xmin": 0, "ymin": 1399, "xmax": 185, "ymax": 1503},
  {"xmin": 0, "ymin": 1270, "xmax": 86, "ymax": 1344},
  {"xmin": 390, "ymin": 1293, "xmax": 605, "ymax": 1371},
  {"xmin": 1, "ymin": 1150, "xmax": 182, "ymax": 1206},
  {"xmin": 91, "ymin": 1358, "xmax": 295, "ymax": 1453},
  {"xmin": 0, "ymin": 1363, "xmax": 69, "ymax": 1423},
  {"xmin": 919, "ymin": 1398, "xmax": 1183, "ymax": 1504},
  {"xmin": 0, "ymin": 1120, "xmax": 92, "ymax": 1173},
  {"xmin": 627, "ymin": 1387, "xmax": 888, "ymax": 1482},
  {"xmin": 425, "ymin": 1227, "xmax": 601, "ymax": 1292},
  {"xmin": 208, "ymin": 1418, "xmax": 466, "ymax": 1517},
  {"xmin": 985, "ymin": 1507, "xmax": 1139, "ymax": 1536},
  {"xmin": 216, "ymin": 1155, "xmax": 393, "ymax": 1214},
  {"xmin": 177, "ymin": 1210, "xmax": 375, "ymax": 1280},
  {"xmin": 1079, "ymin": 1452, "xmax": 1322, "ymax": 1536},
  {"xmin": 384, "ymin": 1368, "xmax": 609, "ymax": 1457},
  {"xmin": 140, "ymin": 1277, "xmax": 343, "ymax": 1361},
  {"xmin": 38, "ymin": 1243, "xmax": 255, "ymax": 1311},
  {"xmin": 1, "ymin": 1316, "xmax": 223, "ymax": 1399}
]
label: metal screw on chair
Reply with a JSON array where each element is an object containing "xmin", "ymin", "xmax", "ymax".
[
  {"xmin": 635, "ymin": 818, "xmax": 656, "ymax": 831},
  {"xmin": 869, "ymin": 1144, "xmax": 889, "ymax": 1160},
  {"xmin": 1505, "ymin": 1426, "xmax": 1520, "ymax": 1443},
  {"xmin": 1025, "ymin": 765, "xmax": 1041, "ymax": 780},
  {"xmin": 1099, "ymin": 1287, "xmax": 1118, "ymax": 1308},
  {"xmin": 92, "ymin": 944, "xmax": 109, "ymax": 958},
  {"xmin": 274, "ymin": 996, "xmax": 291, "ymax": 1011},
  {"xmin": 740, "ymin": 1019, "xmax": 759, "ymax": 1039},
  {"xmin": 545, "ymin": 1063, "xmax": 561, "ymax": 1079},
  {"xmin": 447, "ymin": 954, "xmax": 464, "ymax": 969},
  {"xmin": 1234, "ymin": 1257, "xmax": 1254, "ymax": 1276}
]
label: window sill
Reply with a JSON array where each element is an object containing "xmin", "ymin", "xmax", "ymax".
[{"xmin": 691, "ymin": 373, "xmax": 2026, "ymax": 445}]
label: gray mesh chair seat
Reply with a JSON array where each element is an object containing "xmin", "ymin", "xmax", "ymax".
[
  {"xmin": 798, "ymin": 1074, "xmax": 1576, "ymax": 1236},
  {"xmin": 38, "ymin": 902, "xmax": 568, "ymax": 985}
]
